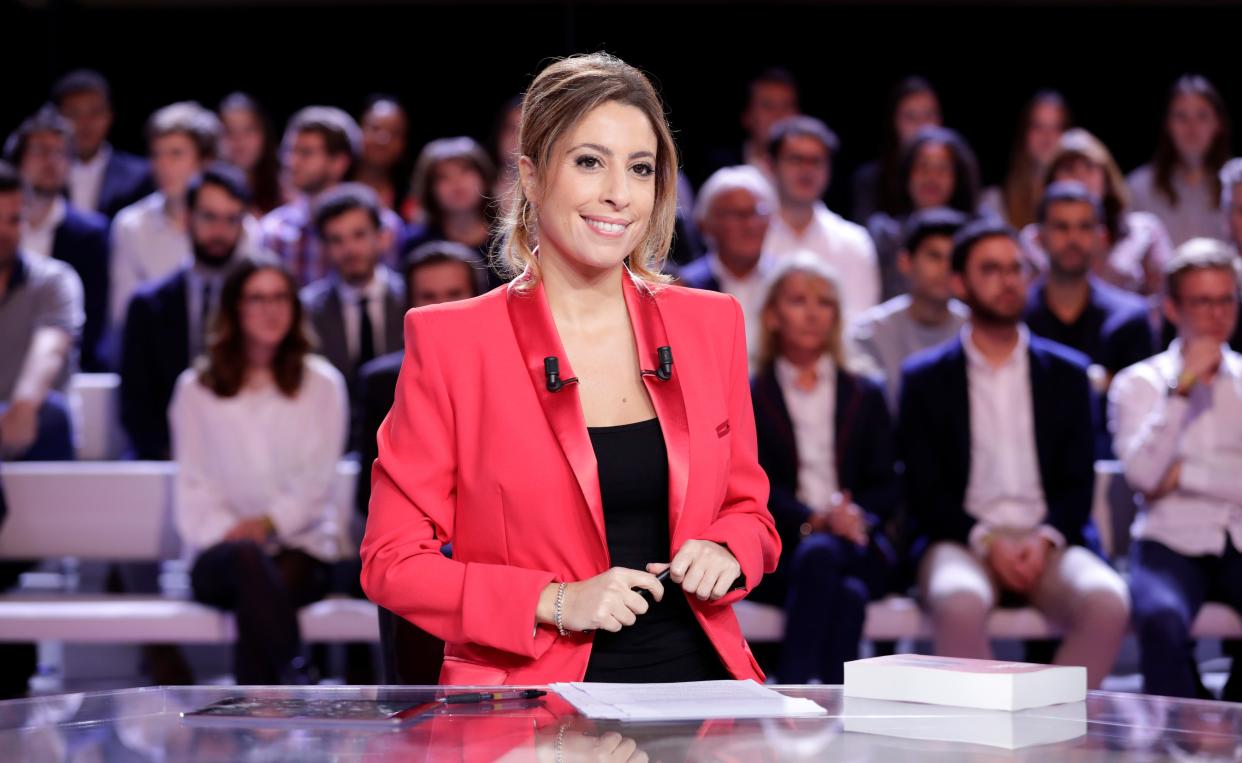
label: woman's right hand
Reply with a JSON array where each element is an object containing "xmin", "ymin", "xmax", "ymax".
[{"xmin": 540, "ymin": 568, "xmax": 664, "ymax": 633}]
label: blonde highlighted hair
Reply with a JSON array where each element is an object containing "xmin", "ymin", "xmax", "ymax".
[
  {"xmin": 757, "ymin": 252, "xmax": 848, "ymax": 371},
  {"xmin": 493, "ymin": 52, "xmax": 678, "ymax": 290}
]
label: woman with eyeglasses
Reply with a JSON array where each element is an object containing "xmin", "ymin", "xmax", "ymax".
[{"xmin": 169, "ymin": 256, "xmax": 347, "ymax": 684}]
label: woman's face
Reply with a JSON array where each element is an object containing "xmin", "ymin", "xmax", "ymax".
[
  {"xmin": 238, "ymin": 269, "xmax": 295, "ymax": 354},
  {"xmin": 1167, "ymin": 92, "xmax": 1221, "ymax": 166},
  {"xmin": 895, "ymin": 91, "xmax": 942, "ymax": 144},
  {"xmin": 766, "ymin": 271, "xmax": 838, "ymax": 360},
  {"xmin": 1053, "ymin": 156, "xmax": 1108, "ymax": 200},
  {"xmin": 433, "ymin": 158, "xmax": 486, "ymax": 216},
  {"xmin": 1026, "ymin": 101, "xmax": 1067, "ymax": 166},
  {"xmin": 521, "ymin": 100, "xmax": 658, "ymax": 277},
  {"xmin": 909, "ymin": 141, "xmax": 956, "ymax": 210},
  {"xmin": 221, "ymin": 108, "xmax": 265, "ymax": 173}
]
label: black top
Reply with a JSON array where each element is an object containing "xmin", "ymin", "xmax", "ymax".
[{"xmin": 583, "ymin": 418, "xmax": 727, "ymax": 682}]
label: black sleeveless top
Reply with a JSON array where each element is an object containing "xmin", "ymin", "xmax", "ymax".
[{"xmin": 582, "ymin": 417, "xmax": 729, "ymax": 682}]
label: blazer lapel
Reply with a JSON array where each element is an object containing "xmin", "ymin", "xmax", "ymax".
[
  {"xmin": 506, "ymin": 279, "xmax": 608, "ymax": 557},
  {"xmin": 382, "ymin": 270, "xmax": 407, "ymax": 355},
  {"xmin": 323, "ymin": 285, "xmax": 350, "ymax": 370},
  {"xmin": 621, "ymin": 274, "xmax": 692, "ymax": 544}
]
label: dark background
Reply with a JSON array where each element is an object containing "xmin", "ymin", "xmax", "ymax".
[{"xmin": 4, "ymin": 1, "xmax": 1242, "ymax": 207}]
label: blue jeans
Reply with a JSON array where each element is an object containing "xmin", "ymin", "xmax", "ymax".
[
  {"xmin": 1130, "ymin": 538, "xmax": 1242, "ymax": 700},
  {"xmin": 751, "ymin": 532, "xmax": 892, "ymax": 684},
  {"xmin": 0, "ymin": 392, "xmax": 75, "ymax": 461}
]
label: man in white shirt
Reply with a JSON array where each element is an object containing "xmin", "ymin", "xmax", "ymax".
[
  {"xmin": 763, "ymin": 115, "xmax": 880, "ymax": 327},
  {"xmin": 678, "ymin": 165, "xmax": 776, "ymax": 372},
  {"xmin": 51, "ymin": 70, "xmax": 152, "ymax": 219},
  {"xmin": 1110, "ymin": 238, "xmax": 1242, "ymax": 700},
  {"xmin": 301, "ymin": 184, "xmax": 405, "ymax": 404},
  {"xmin": 110, "ymin": 102, "xmax": 261, "ymax": 330},
  {"xmin": 899, "ymin": 218, "xmax": 1129, "ymax": 689}
]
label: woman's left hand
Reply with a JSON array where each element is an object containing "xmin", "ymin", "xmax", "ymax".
[{"xmin": 647, "ymin": 540, "xmax": 741, "ymax": 602}]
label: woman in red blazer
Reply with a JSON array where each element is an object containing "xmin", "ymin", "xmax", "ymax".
[{"xmin": 360, "ymin": 52, "xmax": 780, "ymax": 685}]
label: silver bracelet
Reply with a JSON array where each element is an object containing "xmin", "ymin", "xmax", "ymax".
[{"xmin": 554, "ymin": 582, "xmax": 568, "ymax": 637}]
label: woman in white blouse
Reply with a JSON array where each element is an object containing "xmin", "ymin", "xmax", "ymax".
[{"xmin": 170, "ymin": 256, "xmax": 347, "ymax": 684}]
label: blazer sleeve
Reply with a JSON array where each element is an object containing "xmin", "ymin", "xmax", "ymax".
[
  {"xmin": 851, "ymin": 384, "xmax": 900, "ymax": 526},
  {"xmin": 897, "ymin": 365, "xmax": 977, "ymax": 546},
  {"xmin": 359, "ymin": 310, "xmax": 559, "ymax": 660},
  {"xmin": 693, "ymin": 298, "xmax": 782, "ymax": 606},
  {"xmin": 118, "ymin": 295, "xmax": 165, "ymax": 460}
]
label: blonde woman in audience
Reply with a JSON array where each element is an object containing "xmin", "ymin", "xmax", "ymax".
[
  {"xmin": 171, "ymin": 256, "xmax": 347, "ymax": 684},
  {"xmin": 748, "ymin": 253, "xmax": 899, "ymax": 684}
]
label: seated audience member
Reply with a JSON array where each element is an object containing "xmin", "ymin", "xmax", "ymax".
[
  {"xmin": 1212, "ymin": 158, "xmax": 1242, "ymax": 351},
  {"xmin": 262, "ymin": 106, "xmax": 403, "ymax": 286},
  {"xmin": 764, "ymin": 116, "xmax": 879, "ymax": 325},
  {"xmin": 867, "ymin": 126, "xmax": 981, "ymax": 301},
  {"xmin": 850, "ymin": 207, "xmax": 969, "ymax": 410},
  {"xmin": 7, "ymin": 105, "xmax": 111, "ymax": 371},
  {"xmin": 51, "ymin": 69, "xmax": 153, "ymax": 219},
  {"xmin": 703, "ymin": 67, "xmax": 800, "ymax": 182},
  {"xmin": 899, "ymin": 218, "xmax": 1129, "ymax": 689},
  {"xmin": 1128, "ymin": 76, "xmax": 1232, "ymax": 248},
  {"xmin": 0, "ymin": 162, "xmax": 83, "ymax": 461},
  {"xmin": 402, "ymin": 136, "xmax": 501, "ymax": 286},
  {"xmin": 355, "ymin": 239, "xmax": 486, "ymax": 684},
  {"xmin": 1022, "ymin": 182, "xmax": 1155, "ymax": 455},
  {"xmin": 1111, "ymin": 239, "xmax": 1242, "ymax": 701},
  {"xmin": 1022, "ymin": 129, "xmax": 1173, "ymax": 296},
  {"xmin": 851, "ymin": 76, "xmax": 942, "ymax": 224},
  {"xmin": 980, "ymin": 91, "xmax": 1071, "ymax": 229},
  {"xmin": 218, "ymin": 92, "xmax": 283, "ymax": 216},
  {"xmin": 679, "ymin": 165, "xmax": 777, "ymax": 370},
  {"xmin": 748, "ymin": 254, "xmax": 898, "ymax": 684},
  {"xmin": 111, "ymin": 102, "xmax": 260, "ymax": 329},
  {"xmin": 301, "ymin": 184, "xmax": 405, "ymax": 409},
  {"xmin": 353, "ymin": 95, "xmax": 410, "ymax": 214},
  {"xmin": 170, "ymin": 257, "xmax": 346, "ymax": 685},
  {"xmin": 119, "ymin": 164, "xmax": 252, "ymax": 460}
]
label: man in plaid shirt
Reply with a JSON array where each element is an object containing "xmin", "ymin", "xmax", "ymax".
[{"xmin": 261, "ymin": 106, "xmax": 403, "ymax": 285}]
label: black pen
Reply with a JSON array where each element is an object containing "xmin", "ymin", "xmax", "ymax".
[{"xmin": 438, "ymin": 689, "xmax": 547, "ymax": 705}]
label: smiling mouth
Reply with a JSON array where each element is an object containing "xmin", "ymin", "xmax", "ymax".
[{"xmin": 583, "ymin": 216, "xmax": 630, "ymax": 236}]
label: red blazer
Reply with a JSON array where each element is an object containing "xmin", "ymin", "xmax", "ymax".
[{"xmin": 360, "ymin": 269, "xmax": 780, "ymax": 685}]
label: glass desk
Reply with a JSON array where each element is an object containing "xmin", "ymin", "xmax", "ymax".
[{"xmin": 2, "ymin": 685, "xmax": 1240, "ymax": 761}]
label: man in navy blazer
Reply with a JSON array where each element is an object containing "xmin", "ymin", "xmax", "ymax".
[
  {"xmin": 52, "ymin": 70, "xmax": 153, "ymax": 220},
  {"xmin": 898, "ymin": 218, "xmax": 1129, "ymax": 689},
  {"xmin": 7, "ymin": 105, "xmax": 113, "ymax": 371},
  {"xmin": 119, "ymin": 165, "xmax": 251, "ymax": 459}
]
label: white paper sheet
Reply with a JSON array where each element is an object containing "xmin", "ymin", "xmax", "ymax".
[{"xmin": 549, "ymin": 680, "xmax": 828, "ymax": 722}]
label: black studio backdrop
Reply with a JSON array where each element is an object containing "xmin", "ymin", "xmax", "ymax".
[{"xmin": 4, "ymin": 1, "xmax": 1242, "ymax": 208}]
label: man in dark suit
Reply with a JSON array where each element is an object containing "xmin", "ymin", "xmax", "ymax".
[
  {"xmin": 52, "ymin": 70, "xmax": 153, "ymax": 220},
  {"xmin": 353, "ymin": 238, "xmax": 484, "ymax": 684},
  {"xmin": 119, "ymin": 164, "xmax": 251, "ymax": 459},
  {"xmin": 7, "ymin": 104, "xmax": 112, "ymax": 371},
  {"xmin": 897, "ymin": 218, "xmax": 1129, "ymax": 689},
  {"xmin": 1023, "ymin": 182, "xmax": 1155, "ymax": 457},
  {"xmin": 300, "ymin": 184, "xmax": 405, "ymax": 417}
]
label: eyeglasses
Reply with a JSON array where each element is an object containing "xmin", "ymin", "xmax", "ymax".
[
  {"xmin": 712, "ymin": 206, "xmax": 772, "ymax": 222},
  {"xmin": 240, "ymin": 292, "xmax": 293, "ymax": 308},
  {"xmin": 193, "ymin": 210, "xmax": 245, "ymax": 227},
  {"xmin": 1179, "ymin": 294, "xmax": 1239, "ymax": 313}
]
